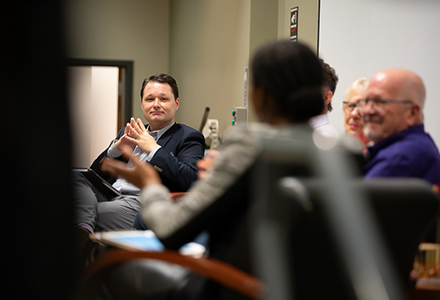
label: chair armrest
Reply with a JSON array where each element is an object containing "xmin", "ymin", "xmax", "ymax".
[
  {"xmin": 169, "ymin": 192, "xmax": 187, "ymax": 202},
  {"xmin": 76, "ymin": 249, "xmax": 265, "ymax": 300}
]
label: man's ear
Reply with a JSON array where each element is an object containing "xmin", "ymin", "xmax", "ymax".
[
  {"xmin": 175, "ymin": 97, "xmax": 180, "ymax": 111},
  {"xmin": 407, "ymin": 103, "xmax": 421, "ymax": 126},
  {"xmin": 323, "ymin": 90, "xmax": 333, "ymax": 106}
]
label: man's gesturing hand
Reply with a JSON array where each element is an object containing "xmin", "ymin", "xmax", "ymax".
[
  {"xmin": 116, "ymin": 117, "xmax": 159, "ymax": 154},
  {"xmin": 114, "ymin": 118, "xmax": 137, "ymax": 150}
]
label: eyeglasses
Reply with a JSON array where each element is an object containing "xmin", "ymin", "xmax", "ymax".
[
  {"xmin": 342, "ymin": 101, "xmax": 358, "ymax": 113},
  {"xmin": 356, "ymin": 98, "xmax": 412, "ymax": 112}
]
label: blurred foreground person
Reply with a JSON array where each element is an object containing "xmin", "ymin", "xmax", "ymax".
[{"xmin": 100, "ymin": 40, "xmax": 325, "ymax": 300}]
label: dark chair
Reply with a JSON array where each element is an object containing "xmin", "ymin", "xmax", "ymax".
[
  {"xmin": 248, "ymin": 134, "xmax": 440, "ymax": 300},
  {"xmin": 76, "ymin": 249, "xmax": 265, "ymax": 300},
  {"xmin": 286, "ymin": 178, "xmax": 439, "ymax": 300}
]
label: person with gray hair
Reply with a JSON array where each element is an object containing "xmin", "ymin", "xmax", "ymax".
[
  {"xmin": 358, "ymin": 68, "xmax": 440, "ymax": 186},
  {"xmin": 342, "ymin": 77, "xmax": 370, "ymax": 147}
]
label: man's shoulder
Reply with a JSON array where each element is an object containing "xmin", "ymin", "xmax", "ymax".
[
  {"xmin": 174, "ymin": 123, "xmax": 200, "ymax": 132},
  {"xmin": 158, "ymin": 123, "xmax": 204, "ymax": 146},
  {"xmin": 366, "ymin": 128, "xmax": 440, "ymax": 182},
  {"xmin": 171, "ymin": 123, "xmax": 204, "ymax": 137},
  {"xmin": 309, "ymin": 114, "xmax": 338, "ymax": 138},
  {"xmin": 309, "ymin": 114, "xmax": 329, "ymax": 128},
  {"xmin": 396, "ymin": 129, "xmax": 438, "ymax": 152},
  {"xmin": 375, "ymin": 130, "xmax": 440, "ymax": 162}
]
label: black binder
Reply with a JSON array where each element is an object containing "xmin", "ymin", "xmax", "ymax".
[{"xmin": 74, "ymin": 168, "xmax": 121, "ymax": 199}]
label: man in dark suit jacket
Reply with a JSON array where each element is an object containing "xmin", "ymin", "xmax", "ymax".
[
  {"xmin": 91, "ymin": 122, "xmax": 204, "ymax": 193},
  {"xmin": 74, "ymin": 73, "xmax": 205, "ymax": 232}
]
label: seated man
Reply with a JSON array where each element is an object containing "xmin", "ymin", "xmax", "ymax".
[
  {"xmin": 359, "ymin": 68, "xmax": 440, "ymax": 186},
  {"xmin": 74, "ymin": 73, "xmax": 205, "ymax": 232}
]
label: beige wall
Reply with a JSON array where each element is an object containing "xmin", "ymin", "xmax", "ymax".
[
  {"xmin": 170, "ymin": 0, "xmax": 252, "ymax": 135},
  {"xmin": 246, "ymin": 0, "xmax": 279, "ymax": 123},
  {"xmin": 169, "ymin": 0, "xmax": 319, "ymax": 132},
  {"xmin": 170, "ymin": 0, "xmax": 283, "ymax": 130},
  {"xmin": 64, "ymin": 0, "xmax": 171, "ymax": 122},
  {"xmin": 65, "ymin": 0, "xmax": 319, "ymax": 138}
]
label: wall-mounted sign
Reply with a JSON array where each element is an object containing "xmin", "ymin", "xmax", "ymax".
[{"xmin": 290, "ymin": 7, "xmax": 298, "ymax": 42}]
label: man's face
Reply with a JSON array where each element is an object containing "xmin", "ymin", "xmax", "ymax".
[
  {"xmin": 363, "ymin": 74, "xmax": 411, "ymax": 143},
  {"xmin": 141, "ymin": 82, "xmax": 179, "ymax": 131}
]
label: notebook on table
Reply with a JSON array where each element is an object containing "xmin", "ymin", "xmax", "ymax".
[{"xmin": 91, "ymin": 230, "xmax": 206, "ymax": 258}]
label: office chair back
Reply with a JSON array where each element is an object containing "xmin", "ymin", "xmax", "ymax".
[{"xmin": 248, "ymin": 130, "xmax": 439, "ymax": 300}]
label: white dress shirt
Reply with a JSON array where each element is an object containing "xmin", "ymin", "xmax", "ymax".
[{"xmin": 109, "ymin": 122, "xmax": 175, "ymax": 195}]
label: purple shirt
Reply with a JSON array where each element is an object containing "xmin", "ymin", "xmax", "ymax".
[{"xmin": 364, "ymin": 124, "xmax": 440, "ymax": 185}]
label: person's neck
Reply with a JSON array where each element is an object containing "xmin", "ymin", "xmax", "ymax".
[
  {"xmin": 265, "ymin": 116, "xmax": 290, "ymax": 126},
  {"xmin": 149, "ymin": 121, "xmax": 174, "ymax": 132}
]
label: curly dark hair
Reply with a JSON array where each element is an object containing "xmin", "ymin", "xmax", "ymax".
[
  {"xmin": 251, "ymin": 40, "xmax": 324, "ymax": 123},
  {"xmin": 319, "ymin": 59, "xmax": 338, "ymax": 112}
]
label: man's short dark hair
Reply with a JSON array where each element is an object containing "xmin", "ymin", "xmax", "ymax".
[
  {"xmin": 140, "ymin": 73, "xmax": 179, "ymax": 100},
  {"xmin": 319, "ymin": 59, "xmax": 338, "ymax": 112}
]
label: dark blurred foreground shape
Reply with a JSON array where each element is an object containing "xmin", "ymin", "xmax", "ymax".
[{"xmin": 1, "ymin": 1, "xmax": 76, "ymax": 299}]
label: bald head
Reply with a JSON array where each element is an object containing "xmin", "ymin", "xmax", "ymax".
[
  {"xmin": 363, "ymin": 68, "xmax": 425, "ymax": 143},
  {"xmin": 371, "ymin": 68, "xmax": 425, "ymax": 115}
]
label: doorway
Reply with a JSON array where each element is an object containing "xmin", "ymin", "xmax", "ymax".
[{"xmin": 67, "ymin": 59, "xmax": 133, "ymax": 168}]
